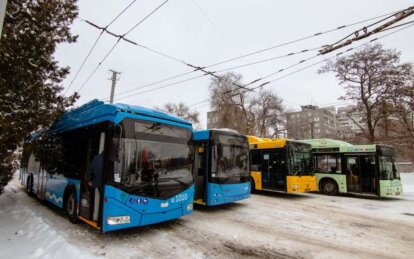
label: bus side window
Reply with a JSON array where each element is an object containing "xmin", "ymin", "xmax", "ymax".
[
  {"xmin": 328, "ymin": 155, "xmax": 341, "ymax": 174},
  {"xmin": 250, "ymin": 149, "xmax": 261, "ymax": 171}
]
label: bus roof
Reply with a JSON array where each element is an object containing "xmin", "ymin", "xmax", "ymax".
[
  {"xmin": 299, "ymin": 139, "xmax": 353, "ymax": 149},
  {"xmin": 299, "ymin": 139, "xmax": 394, "ymax": 154},
  {"xmin": 49, "ymin": 99, "xmax": 192, "ymax": 134},
  {"xmin": 193, "ymin": 128, "xmax": 243, "ymax": 141},
  {"xmin": 247, "ymin": 136, "xmax": 306, "ymax": 149}
]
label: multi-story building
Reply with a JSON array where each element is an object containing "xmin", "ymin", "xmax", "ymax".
[
  {"xmin": 286, "ymin": 105, "xmax": 336, "ymax": 139},
  {"xmin": 336, "ymin": 106, "xmax": 364, "ymax": 139}
]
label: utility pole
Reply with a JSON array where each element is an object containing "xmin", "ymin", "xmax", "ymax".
[
  {"xmin": 0, "ymin": 0, "xmax": 8, "ymax": 40},
  {"xmin": 310, "ymin": 121, "xmax": 315, "ymax": 139},
  {"xmin": 109, "ymin": 70, "xmax": 120, "ymax": 104}
]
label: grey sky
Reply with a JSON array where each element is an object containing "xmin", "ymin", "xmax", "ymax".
[{"xmin": 56, "ymin": 0, "xmax": 414, "ymax": 128}]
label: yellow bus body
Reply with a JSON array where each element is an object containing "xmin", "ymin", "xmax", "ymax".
[{"xmin": 248, "ymin": 136, "xmax": 317, "ymax": 193}]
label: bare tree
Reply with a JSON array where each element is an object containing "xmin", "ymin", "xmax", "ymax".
[
  {"xmin": 209, "ymin": 72, "xmax": 254, "ymax": 134},
  {"xmin": 250, "ymin": 89, "xmax": 285, "ymax": 138},
  {"xmin": 319, "ymin": 43, "xmax": 413, "ymax": 143},
  {"xmin": 156, "ymin": 102, "xmax": 200, "ymax": 128},
  {"xmin": 391, "ymin": 78, "xmax": 414, "ymax": 150}
]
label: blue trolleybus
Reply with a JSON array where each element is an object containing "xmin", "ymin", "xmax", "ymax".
[
  {"xmin": 20, "ymin": 100, "xmax": 194, "ymax": 232},
  {"xmin": 192, "ymin": 129, "xmax": 251, "ymax": 206}
]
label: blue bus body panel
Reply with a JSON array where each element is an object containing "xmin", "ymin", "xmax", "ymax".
[
  {"xmin": 48, "ymin": 99, "xmax": 192, "ymax": 134},
  {"xmin": 102, "ymin": 184, "xmax": 195, "ymax": 232},
  {"xmin": 193, "ymin": 130, "xmax": 210, "ymax": 141},
  {"xmin": 206, "ymin": 182, "xmax": 251, "ymax": 206},
  {"xmin": 45, "ymin": 176, "xmax": 80, "ymax": 208}
]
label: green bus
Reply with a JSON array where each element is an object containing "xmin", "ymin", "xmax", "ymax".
[{"xmin": 300, "ymin": 139, "xmax": 403, "ymax": 197}]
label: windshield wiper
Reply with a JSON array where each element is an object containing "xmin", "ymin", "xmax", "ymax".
[
  {"xmin": 219, "ymin": 177, "xmax": 232, "ymax": 184},
  {"xmin": 124, "ymin": 182, "xmax": 155, "ymax": 192},
  {"xmin": 157, "ymin": 177, "xmax": 191, "ymax": 187}
]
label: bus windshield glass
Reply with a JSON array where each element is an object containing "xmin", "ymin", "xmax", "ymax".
[
  {"xmin": 112, "ymin": 119, "xmax": 193, "ymax": 199},
  {"xmin": 210, "ymin": 133, "xmax": 250, "ymax": 184},
  {"xmin": 379, "ymin": 156, "xmax": 400, "ymax": 180},
  {"xmin": 287, "ymin": 142, "xmax": 313, "ymax": 176}
]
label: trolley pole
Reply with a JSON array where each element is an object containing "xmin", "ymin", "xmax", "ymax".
[{"xmin": 109, "ymin": 69, "xmax": 120, "ymax": 104}]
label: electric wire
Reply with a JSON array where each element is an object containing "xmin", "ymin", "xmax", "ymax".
[
  {"xmin": 244, "ymin": 23, "xmax": 414, "ymax": 94},
  {"xmin": 65, "ymin": 0, "xmax": 138, "ymax": 94},
  {"xmin": 75, "ymin": 0, "xmax": 170, "ymax": 93},
  {"xmin": 190, "ymin": 23, "xmax": 414, "ymax": 111},
  {"xmin": 113, "ymin": 7, "xmax": 409, "ymax": 99},
  {"xmin": 191, "ymin": 0, "xmax": 262, "ymax": 77},
  {"xmin": 117, "ymin": 21, "xmax": 414, "ymax": 102}
]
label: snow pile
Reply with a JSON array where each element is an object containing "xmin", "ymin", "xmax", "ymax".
[{"xmin": 0, "ymin": 173, "xmax": 98, "ymax": 259}]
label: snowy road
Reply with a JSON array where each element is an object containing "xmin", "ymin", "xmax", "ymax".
[{"xmin": 1, "ymin": 174, "xmax": 414, "ymax": 259}]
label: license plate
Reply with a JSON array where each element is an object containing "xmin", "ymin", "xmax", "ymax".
[{"xmin": 304, "ymin": 188, "xmax": 311, "ymax": 191}]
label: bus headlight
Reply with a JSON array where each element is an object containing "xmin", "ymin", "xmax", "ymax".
[
  {"xmin": 292, "ymin": 184, "xmax": 298, "ymax": 189},
  {"xmin": 187, "ymin": 203, "xmax": 193, "ymax": 211},
  {"xmin": 106, "ymin": 215, "xmax": 130, "ymax": 225}
]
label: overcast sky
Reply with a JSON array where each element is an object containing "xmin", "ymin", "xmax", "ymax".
[{"xmin": 56, "ymin": 0, "xmax": 414, "ymax": 128}]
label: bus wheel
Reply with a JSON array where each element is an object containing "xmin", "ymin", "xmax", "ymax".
[
  {"xmin": 65, "ymin": 190, "xmax": 78, "ymax": 224},
  {"xmin": 250, "ymin": 178, "xmax": 256, "ymax": 193},
  {"xmin": 321, "ymin": 180, "xmax": 338, "ymax": 195},
  {"xmin": 26, "ymin": 177, "xmax": 33, "ymax": 195}
]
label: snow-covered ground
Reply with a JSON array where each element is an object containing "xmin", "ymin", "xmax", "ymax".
[{"xmin": 1, "ymin": 173, "xmax": 414, "ymax": 259}]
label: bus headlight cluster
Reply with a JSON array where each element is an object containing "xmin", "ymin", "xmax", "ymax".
[
  {"xmin": 292, "ymin": 184, "xmax": 298, "ymax": 189},
  {"xmin": 187, "ymin": 203, "xmax": 193, "ymax": 211},
  {"xmin": 106, "ymin": 215, "xmax": 131, "ymax": 225}
]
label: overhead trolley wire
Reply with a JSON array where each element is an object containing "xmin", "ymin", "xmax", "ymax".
[
  {"xmin": 65, "ymin": 0, "xmax": 138, "ymax": 95},
  {"xmin": 223, "ymin": 11, "xmax": 414, "ymax": 97},
  {"xmin": 111, "ymin": 7, "xmax": 408, "ymax": 99},
  {"xmin": 241, "ymin": 23, "xmax": 414, "ymax": 94},
  {"xmin": 191, "ymin": 0, "xmax": 262, "ymax": 77},
  {"xmin": 75, "ymin": 0, "xmax": 170, "ymax": 93},
  {"xmin": 189, "ymin": 22, "xmax": 414, "ymax": 111},
  {"xmin": 118, "ymin": 18, "xmax": 414, "ymax": 103},
  {"xmin": 329, "ymin": 5, "xmax": 413, "ymax": 47},
  {"xmin": 319, "ymin": 6, "xmax": 414, "ymax": 54}
]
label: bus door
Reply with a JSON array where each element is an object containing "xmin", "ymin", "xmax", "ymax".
[
  {"xmin": 261, "ymin": 150, "xmax": 272, "ymax": 189},
  {"xmin": 346, "ymin": 155, "xmax": 377, "ymax": 194},
  {"xmin": 194, "ymin": 142, "xmax": 207, "ymax": 202},
  {"xmin": 37, "ymin": 167, "xmax": 48, "ymax": 200},
  {"xmin": 272, "ymin": 150, "xmax": 285, "ymax": 191},
  {"xmin": 346, "ymin": 156, "xmax": 361, "ymax": 193},
  {"xmin": 260, "ymin": 150, "xmax": 285, "ymax": 190},
  {"xmin": 79, "ymin": 131, "xmax": 105, "ymax": 222},
  {"xmin": 360, "ymin": 155, "xmax": 377, "ymax": 194}
]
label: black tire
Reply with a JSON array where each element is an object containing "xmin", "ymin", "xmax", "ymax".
[
  {"xmin": 26, "ymin": 176, "xmax": 33, "ymax": 195},
  {"xmin": 321, "ymin": 179, "xmax": 338, "ymax": 195},
  {"xmin": 250, "ymin": 177, "xmax": 256, "ymax": 194},
  {"xmin": 65, "ymin": 189, "xmax": 78, "ymax": 224}
]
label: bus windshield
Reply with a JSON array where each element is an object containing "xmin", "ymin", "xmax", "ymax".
[
  {"xmin": 287, "ymin": 142, "xmax": 313, "ymax": 176},
  {"xmin": 210, "ymin": 133, "xmax": 250, "ymax": 184},
  {"xmin": 113, "ymin": 119, "xmax": 193, "ymax": 199},
  {"xmin": 379, "ymin": 156, "xmax": 400, "ymax": 180}
]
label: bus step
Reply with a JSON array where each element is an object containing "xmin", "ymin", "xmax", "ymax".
[{"xmin": 79, "ymin": 216, "xmax": 100, "ymax": 230}]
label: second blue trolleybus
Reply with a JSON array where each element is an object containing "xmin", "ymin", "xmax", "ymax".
[
  {"xmin": 192, "ymin": 129, "xmax": 251, "ymax": 206},
  {"xmin": 20, "ymin": 100, "xmax": 195, "ymax": 232}
]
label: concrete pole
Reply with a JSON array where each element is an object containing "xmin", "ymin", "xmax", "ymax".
[
  {"xmin": 109, "ymin": 70, "xmax": 120, "ymax": 104},
  {"xmin": 310, "ymin": 121, "xmax": 315, "ymax": 139},
  {"xmin": 0, "ymin": 0, "xmax": 8, "ymax": 40}
]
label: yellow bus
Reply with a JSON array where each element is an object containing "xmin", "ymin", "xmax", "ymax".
[{"xmin": 248, "ymin": 136, "xmax": 317, "ymax": 193}]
